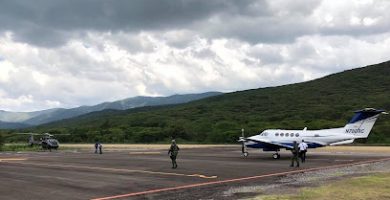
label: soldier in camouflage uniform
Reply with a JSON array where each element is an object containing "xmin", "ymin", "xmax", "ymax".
[
  {"xmin": 168, "ymin": 140, "xmax": 180, "ymax": 169},
  {"xmin": 290, "ymin": 141, "xmax": 300, "ymax": 167}
]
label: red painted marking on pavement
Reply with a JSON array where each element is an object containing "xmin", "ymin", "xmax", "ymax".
[{"xmin": 91, "ymin": 157, "xmax": 390, "ymax": 200}]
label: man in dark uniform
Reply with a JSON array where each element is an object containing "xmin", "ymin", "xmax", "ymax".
[
  {"xmin": 94, "ymin": 142, "xmax": 99, "ymax": 154},
  {"xmin": 168, "ymin": 139, "xmax": 180, "ymax": 169},
  {"xmin": 290, "ymin": 141, "xmax": 300, "ymax": 167}
]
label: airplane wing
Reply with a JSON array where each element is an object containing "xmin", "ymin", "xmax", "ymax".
[
  {"xmin": 303, "ymin": 140, "xmax": 327, "ymax": 147},
  {"xmin": 246, "ymin": 138, "xmax": 294, "ymax": 149},
  {"xmin": 247, "ymin": 138, "xmax": 327, "ymax": 149}
]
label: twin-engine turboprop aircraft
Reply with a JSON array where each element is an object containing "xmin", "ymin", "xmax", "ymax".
[{"xmin": 239, "ymin": 108, "xmax": 388, "ymax": 159}]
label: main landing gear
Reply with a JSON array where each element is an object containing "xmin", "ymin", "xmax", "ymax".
[{"xmin": 272, "ymin": 152, "xmax": 281, "ymax": 159}]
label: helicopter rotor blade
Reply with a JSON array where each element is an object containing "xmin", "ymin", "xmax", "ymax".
[
  {"xmin": 42, "ymin": 133, "xmax": 53, "ymax": 137},
  {"xmin": 15, "ymin": 132, "xmax": 41, "ymax": 136}
]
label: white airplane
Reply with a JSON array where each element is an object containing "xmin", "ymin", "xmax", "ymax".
[{"xmin": 239, "ymin": 108, "xmax": 388, "ymax": 159}]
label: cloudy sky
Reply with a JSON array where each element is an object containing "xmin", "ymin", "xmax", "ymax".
[{"xmin": 1, "ymin": 0, "xmax": 390, "ymax": 112}]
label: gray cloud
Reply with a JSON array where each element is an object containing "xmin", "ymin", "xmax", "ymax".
[
  {"xmin": 1, "ymin": 0, "xmax": 390, "ymax": 112},
  {"xmin": 0, "ymin": 0, "xmax": 263, "ymax": 47},
  {"xmin": 2, "ymin": 0, "xmax": 389, "ymax": 47},
  {"xmin": 0, "ymin": 0, "xmax": 323, "ymax": 46}
]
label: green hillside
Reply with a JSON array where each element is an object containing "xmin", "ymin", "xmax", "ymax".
[{"xmin": 7, "ymin": 61, "xmax": 390, "ymax": 144}]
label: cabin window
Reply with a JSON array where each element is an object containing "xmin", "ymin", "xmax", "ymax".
[
  {"xmin": 286, "ymin": 133, "xmax": 289, "ymax": 137},
  {"xmin": 290, "ymin": 133, "xmax": 294, "ymax": 137},
  {"xmin": 295, "ymin": 133, "xmax": 299, "ymax": 137},
  {"xmin": 280, "ymin": 133, "xmax": 284, "ymax": 136},
  {"xmin": 275, "ymin": 133, "xmax": 279, "ymax": 136}
]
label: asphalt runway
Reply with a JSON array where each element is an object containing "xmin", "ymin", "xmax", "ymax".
[{"xmin": 1, "ymin": 146, "xmax": 389, "ymax": 200}]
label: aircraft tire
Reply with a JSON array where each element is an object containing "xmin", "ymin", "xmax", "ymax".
[{"xmin": 272, "ymin": 153, "xmax": 280, "ymax": 159}]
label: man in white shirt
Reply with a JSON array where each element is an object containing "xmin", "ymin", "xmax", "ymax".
[{"xmin": 298, "ymin": 140, "xmax": 308, "ymax": 163}]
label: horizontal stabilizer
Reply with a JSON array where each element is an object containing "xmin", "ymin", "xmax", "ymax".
[{"xmin": 330, "ymin": 139, "xmax": 355, "ymax": 146}]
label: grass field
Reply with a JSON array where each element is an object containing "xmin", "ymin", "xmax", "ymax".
[
  {"xmin": 1, "ymin": 143, "xmax": 41, "ymax": 151},
  {"xmin": 252, "ymin": 173, "xmax": 390, "ymax": 200}
]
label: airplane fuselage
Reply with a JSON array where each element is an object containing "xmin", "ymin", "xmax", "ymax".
[
  {"xmin": 245, "ymin": 127, "xmax": 358, "ymax": 150},
  {"xmin": 241, "ymin": 109, "xmax": 386, "ymax": 157}
]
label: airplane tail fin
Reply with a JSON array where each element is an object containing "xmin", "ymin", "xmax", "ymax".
[{"xmin": 344, "ymin": 108, "xmax": 387, "ymax": 138}]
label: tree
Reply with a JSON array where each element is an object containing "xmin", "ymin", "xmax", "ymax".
[
  {"xmin": 0, "ymin": 133, "xmax": 4, "ymax": 151},
  {"xmin": 167, "ymin": 125, "xmax": 188, "ymax": 140}
]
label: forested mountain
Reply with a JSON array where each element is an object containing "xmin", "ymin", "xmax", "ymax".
[
  {"xmin": 0, "ymin": 92, "xmax": 221, "ymax": 128},
  {"xmin": 11, "ymin": 61, "xmax": 390, "ymax": 144}
]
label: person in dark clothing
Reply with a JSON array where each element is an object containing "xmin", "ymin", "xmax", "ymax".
[
  {"xmin": 94, "ymin": 142, "xmax": 99, "ymax": 154},
  {"xmin": 168, "ymin": 140, "xmax": 180, "ymax": 169},
  {"xmin": 290, "ymin": 141, "xmax": 300, "ymax": 167},
  {"xmin": 98, "ymin": 143, "xmax": 103, "ymax": 154}
]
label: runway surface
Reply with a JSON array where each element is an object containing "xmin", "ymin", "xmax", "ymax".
[{"xmin": 1, "ymin": 146, "xmax": 389, "ymax": 200}]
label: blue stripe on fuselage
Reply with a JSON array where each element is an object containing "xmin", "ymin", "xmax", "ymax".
[{"xmin": 246, "ymin": 141, "xmax": 324, "ymax": 150}]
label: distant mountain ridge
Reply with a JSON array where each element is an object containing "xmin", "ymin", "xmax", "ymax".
[
  {"xmin": 0, "ymin": 121, "xmax": 31, "ymax": 129},
  {"xmin": 0, "ymin": 108, "xmax": 60, "ymax": 122},
  {"xmin": 30, "ymin": 60, "xmax": 390, "ymax": 144},
  {"xmin": 0, "ymin": 92, "xmax": 222, "ymax": 128}
]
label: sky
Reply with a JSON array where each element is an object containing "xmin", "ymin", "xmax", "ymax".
[{"xmin": 1, "ymin": 0, "xmax": 390, "ymax": 112}]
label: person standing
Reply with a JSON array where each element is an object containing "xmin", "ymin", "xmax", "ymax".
[
  {"xmin": 98, "ymin": 142, "xmax": 103, "ymax": 154},
  {"xmin": 94, "ymin": 142, "xmax": 99, "ymax": 154},
  {"xmin": 168, "ymin": 140, "xmax": 180, "ymax": 169},
  {"xmin": 298, "ymin": 140, "xmax": 308, "ymax": 163},
  {"xmin": 290, "ymin": 141, "xmax": 299, "ymax": 167}
]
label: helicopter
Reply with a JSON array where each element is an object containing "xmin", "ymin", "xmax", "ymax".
[{"xmin": 17, "ymin": 132, "xmax": 67, "ymax": 151}]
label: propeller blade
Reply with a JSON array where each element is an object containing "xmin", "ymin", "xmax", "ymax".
[{"xmin": 239, "ymin": 128, "xmax": 248, "ymax": 155}]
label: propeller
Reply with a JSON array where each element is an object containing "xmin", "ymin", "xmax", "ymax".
[{"xmin": 238, "ymin": 128, "xmax": 248, "ymax": 157}]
